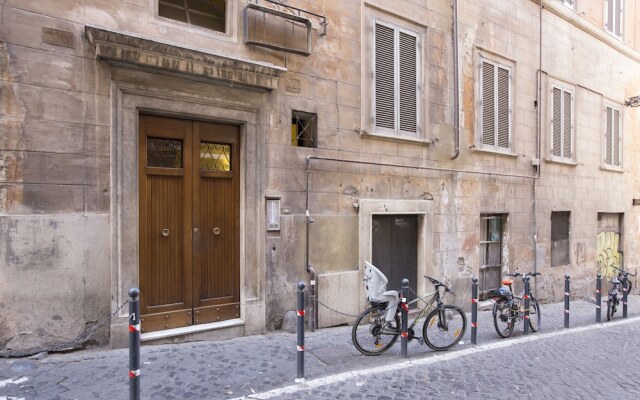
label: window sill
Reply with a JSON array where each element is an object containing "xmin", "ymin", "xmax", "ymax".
[
  {"xmin": 470, "ymin": 146, "xmax": 518, "ymax": 158},
  {"xmin": 360, "ymin": 132, "xmax": 431, "ymax": 146},
  {"xmin": 544, "ymin": 157, "xmax": 578, "ymax": 166},
  {"xmin": 600, "ymin": 165, "xmax": 624, "ymax": 173}
]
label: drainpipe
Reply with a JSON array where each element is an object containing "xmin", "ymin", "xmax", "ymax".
[
  {"xmin": 305, "ymin": 157, "xmax": 316, "ymax": 331},
  {"xmin": 450, "ymin": 0, "xmax": 460, "ymax": 160},
  {"xmin": 532, "ymin": 0, "xmax": 544, "ymax": 293}
]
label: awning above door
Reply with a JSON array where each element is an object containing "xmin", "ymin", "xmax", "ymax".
[{"xmin": 85, "ymin": 26, "xmax": 285, "ymax": 91}]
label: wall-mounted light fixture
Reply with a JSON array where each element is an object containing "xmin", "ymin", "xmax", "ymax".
[{"xmin": 625, "ymin": 96, "xmax": 640, "ymax": 107}]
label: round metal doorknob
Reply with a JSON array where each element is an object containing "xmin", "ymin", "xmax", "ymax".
[
  {"xmin": 161, "ymin": 228, "xmax": 170, "ymax": 237},
  {"xmin": 213, "ymin": 227, "xmax": 221, "ymax": 235}
]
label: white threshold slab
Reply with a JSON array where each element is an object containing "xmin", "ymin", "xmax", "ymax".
[{"xmin": 141, "ymin": 318, "xmax": 244, "ymax": 342}]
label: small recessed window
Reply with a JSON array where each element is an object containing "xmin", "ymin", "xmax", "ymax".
[
  {"xmin": 159, "ymin": 0, "xmax": 226, "ymax": 33},
  {"xmin": 291, "ymin": 110, "xmax": 317, "ymax": 148}
]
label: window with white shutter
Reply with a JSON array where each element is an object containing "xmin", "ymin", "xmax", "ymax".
[
  {"xmin": 559, "ymin": 0, "xmax": 575, "ymax": 9},
  {"xmin": 373, "ymin": 20, "xmax": 420, "ymax": 138},
  {"xmin": 605, "ymin": 0, "xmax": 624, "ymax": 38},
  {"xmin": 479, "ymin": 59, "xmax": 512, "ymax": 152},
  {"xmin": 604, "ymin": 104, "xmax": 622, "ymax": 168},
  {"xmin": 550, "ymin": 85, "xmax": 574, "ymax": 161}
]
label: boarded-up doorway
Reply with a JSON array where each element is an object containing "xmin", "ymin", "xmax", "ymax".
[{"xmin": 372, "ymin": 215, "xmax": 418, "ymax": 305}]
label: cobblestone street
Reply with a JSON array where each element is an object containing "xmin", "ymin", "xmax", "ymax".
[{"xmin": 1, "ymin": 296, "xmax": 639, "ymax": 399}]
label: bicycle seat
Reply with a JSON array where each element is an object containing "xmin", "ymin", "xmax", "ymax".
[{"xmin": 502, "ymin": 279, "xmax": 513, "ymax": 286}]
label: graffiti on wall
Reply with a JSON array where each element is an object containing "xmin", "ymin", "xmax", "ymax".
[
  {"xmin": 574, "ymin": 241, "xmax": 587, "ymax": 265},
  {"xmin": 596, "ymin": 231, "xmax": 621, "ymax": 280}
]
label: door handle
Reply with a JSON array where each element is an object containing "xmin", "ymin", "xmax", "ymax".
[
  {"xmin": 161, "ymin": 228, "xmax": 170, "ymax": 237},
  {"xmin": 213, "ymin": 227, "xmax": 221, "ymax": 235}
]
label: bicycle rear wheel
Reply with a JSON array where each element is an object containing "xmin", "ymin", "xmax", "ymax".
[
  {"xmin": 422, "ymin": 305, "xmax": 466, "ymax": 351},
  {"xmin": 352, "ymin": 305, "xmax": 400, "ymax": 355},
  {"xmin": 528, "ymin": 297, "xmax": 541, "ymax": 332},
  {"xmin": 493, "ymin": 300, "xmax": 514, "ymax": 338}
]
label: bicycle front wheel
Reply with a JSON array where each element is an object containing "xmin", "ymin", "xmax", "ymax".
[
  {"xmin": 352, "ymin": 305, "xmax": 400, "ymax": 355},
  {"xmin": 422, "ymin": 305, "xmax": 466, "ymax": 351},
  {"xmin": 528, "ymin": 297, "xmax": 541, "ymax": 332},
  {"xmin": 493, "ymin": 300, "xmax": 514, "ymax": 338}
]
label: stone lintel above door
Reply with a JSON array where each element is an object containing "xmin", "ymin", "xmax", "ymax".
[{"xmin": 85, "ymin": 26, "xmax": 285, "ymax": 91}]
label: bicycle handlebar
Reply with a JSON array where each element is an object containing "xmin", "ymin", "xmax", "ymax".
[
  {"xmin": 423, "ymin": 275, "xmax": 456, "ymax": 296},
  {"xmin": 506, "ymin": 272, "xmax": 541, "ymax": 278},
  {"xmin": 611, "ymin": 265, "xmax": 637, "ymax": 277}
]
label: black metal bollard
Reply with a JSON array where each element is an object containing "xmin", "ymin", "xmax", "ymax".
[
  {"xmin": 564, "ymin": 275, "xmax": 570, "ymax": 329},
  {"xmin": 401, "ymin": 279, "xmax": 409, "ymax": 358},
  {"xmin": 296, "ymin": 282, "xmax": 305, "ymax": 382},
  {"xmin": 523, "ymin": 276, "xmax": 530, "ymax": 335},
  {"xmin": 128, "ymin": 288, "xmax": 141, "ymax": 400},
  {"xmin": 596, "ymin": 273, "xmax": 602, "ymax": 323},
  {"xmin": 471, "ymin": 277, "xmax": 478, "ymax": 345},
  {"xmin": 623, "ymin": 276, "xmax": 629, "ymax": 318}
]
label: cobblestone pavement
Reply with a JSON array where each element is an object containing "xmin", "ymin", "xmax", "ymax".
[{"xmin": 1, "ymin": 295, "xmax": 638, "ymax": 400}]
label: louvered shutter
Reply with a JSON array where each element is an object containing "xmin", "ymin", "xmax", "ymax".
[
  {"xmin": 497, "ymin": 67, "xmax": 510, "ymax": 149},
  {"xmin": 552, "ymin": 87, "xmax": 562, "ymax": 157},
  {"xmin": 563, "ymin": 91, "xmax": 572, "ymax": 158},
  {"xmin": 482, "ymin": 61, "xmax": 495, "ymax": 146},
  {"xmin": 374, "ymin": 23, "xmax": 395, "ymax": 131},
  {"xmin": 399, "ymin": 32, "xmax": 417, "ymax": 134},
  {"xmin": 605, "ymin": 107, "xmax": 613, "ymax": 165},
  {"xmin": 613, "ymin": 109, "xmax": 620, "ymax": 165}
]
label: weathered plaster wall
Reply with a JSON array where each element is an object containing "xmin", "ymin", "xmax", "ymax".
[{"xmin": 0, "ymin": 215, "xmax": 110, "ymax": 351}]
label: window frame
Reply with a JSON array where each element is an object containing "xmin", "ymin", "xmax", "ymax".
[
  {"xmin": 476, "ymin": 54, "xmax": 514, "ymax": 154},
  {"xmin": 602, "ymin": 101, "xmax": 623, "ymax": 170},
  {"xmin": 548, "ymin": 83, "xmax": 575, "ymax": 163},
  {"xmin": 371, "ymin": 18, "xmax": 422, "ymax": 140},
  {"xmin": 559, "ymin": 0, "xmax": 576, "ymax": 9},
  {"xmin": 153, "ymin": 0, "xmax": 233, "ymax": 39},
  {"xmin": 604, "ymin": 0, "xmax": 624, "ymax": 39}
]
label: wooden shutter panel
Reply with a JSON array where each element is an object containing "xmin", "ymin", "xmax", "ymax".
[
  {"xmin": 399, "ymin": 32, "xmax": 417, "ymax": 133},
  {"xmin": 482, "ymin": 61, "xmax": 495, "ymax": 146},
  {"xmin": 605, "ymin": 107, "xmax": 613, "ymax": 165},
  {"xmin": 375, "ymin": 23, "xmax": 395, "ymax": 131},
  {"xmin": 563, "ymin": 91, "xmax": 572, "ymax": 158},
  {"xmin": 497, "ymin": 66, "xmax": 510, "ymax": 149},
  {"xmin": 552, "ymin": 87, "xmax": 562, "ymax": 157},
  {"xmin": 614, "ymin": 109, "xmax": 620, "ymax": 165}
]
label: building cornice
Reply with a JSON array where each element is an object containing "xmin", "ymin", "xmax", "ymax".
[
  {"xmin": 537, "ymin": 0, "xmax": 640, "ymax": 63},
  {"xmin": 85, "ymin": 26, "xmax": 285, "ymax": 91}
]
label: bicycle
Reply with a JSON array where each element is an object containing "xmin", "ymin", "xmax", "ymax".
[
  {"xmin": 607, "ymin": 266, "xmax": 636, "ymax": 321},
  {"xmin": 352, "ymin": 263, "xmax": 467, "ymax": 355},
  {"xmin": 491, "ymin": 272, "xmax": 541, "ymax": 338}
]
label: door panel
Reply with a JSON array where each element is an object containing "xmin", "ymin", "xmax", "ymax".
[
  {"xmin": 193, "ymin": 122, "xmax": 240, "ymax": 324},
  {"xmin": 139, "ymin": 116, "xmax": 193, "ymax": 332}
]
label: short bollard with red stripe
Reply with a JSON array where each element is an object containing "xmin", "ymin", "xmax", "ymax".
[
  {"xmin": 564, "ymin": 275, "xmax": 570, "ymax": 329},
  {"xmin": 623, "ymin": 275, "xmax": 629, "ymax": 318},
  {"xmin": 128, "ymin": 288, "xmax": 141, "ymax": 400},
  {"xmin": 523, "ymin": 276, "xmax": 530, "ymax": 335},
  {"xmin": 596, "ymin": 273, "xmax": 602, "ymax": 323},
  {"xmin": 296, "ymin": 282, "xmax": 305, "ymax": 383},
  {"xmin": 401, "ymin": 279, "xmax": 409, "ymax": 358},
  {"xmin": 471, "ymin": 277, "xmax": 478, "ymax": 345}
]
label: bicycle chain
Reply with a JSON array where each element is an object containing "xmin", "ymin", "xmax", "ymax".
[
  {"xmin": 305, "ymin": 292, "xmax": 364, "ymax": 318},
  {"xmin": 0, "ymin": 300, "xmax": 129, "ymax": 359}
]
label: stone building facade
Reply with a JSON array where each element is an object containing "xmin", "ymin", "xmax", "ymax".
[{"xmin": 1, "ymin": 0, "xmax": 639, "ymax": 352}]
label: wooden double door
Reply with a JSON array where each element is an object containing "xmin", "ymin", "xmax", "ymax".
[{"xmin": 139, "ymin": 115, "xmax": 240, "ymax": 333}]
